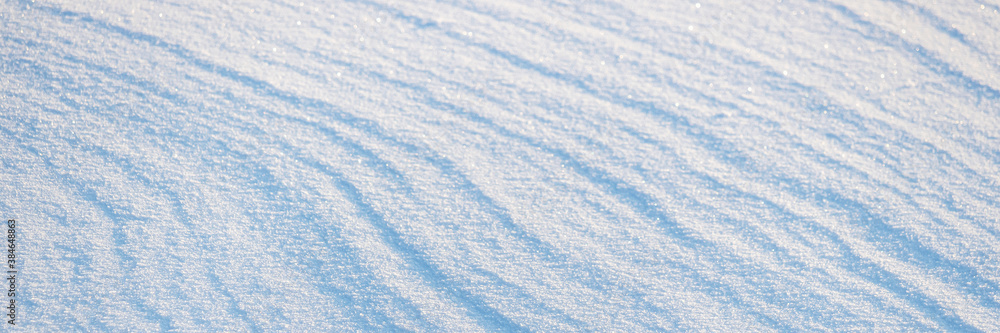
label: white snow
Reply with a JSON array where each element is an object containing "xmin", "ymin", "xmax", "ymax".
[{"xmin": 2, "ymin": 0, "xmax": 1000, "ymax": 331}]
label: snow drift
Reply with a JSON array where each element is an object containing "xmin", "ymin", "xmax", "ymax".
[{"xmin": 2, "ymin": 0, "xmax": 1000, "ymax": 330}]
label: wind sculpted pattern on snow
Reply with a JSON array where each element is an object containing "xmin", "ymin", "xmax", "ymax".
[{"xmin": 2, "ymin": 0, "xmax": 999, "ymax": 331}]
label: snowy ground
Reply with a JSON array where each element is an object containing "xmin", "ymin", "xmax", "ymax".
[{"xmin": 2, "ymin": 0, "xmax": 1000, "ymax": 331}]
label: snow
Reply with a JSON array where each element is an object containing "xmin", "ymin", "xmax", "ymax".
[{"xmin": 2, "ymin": 0, "xmax": 1000, "ymax": 331}]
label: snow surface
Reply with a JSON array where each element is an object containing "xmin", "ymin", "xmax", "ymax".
[{"xmin": 3, "ymin": 0, "xmax": 1000, "ymax": 331}]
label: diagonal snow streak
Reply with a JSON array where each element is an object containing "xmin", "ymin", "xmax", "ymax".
[{"xmin": 2, "ymin": 0, "xmax": 999, "ymax": 331}]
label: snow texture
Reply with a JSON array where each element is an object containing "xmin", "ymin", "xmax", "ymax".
[{"xmin": 2, "ymin": 0, "xmax": 1000, "ymax": 331}]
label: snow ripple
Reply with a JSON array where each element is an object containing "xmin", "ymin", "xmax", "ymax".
[{"xmin": 2, "ymin": 0, "xmax": 999, "ymax": 331}]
